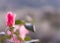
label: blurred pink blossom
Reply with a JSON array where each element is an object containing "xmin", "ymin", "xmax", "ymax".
[
  {"xmin": 6, "ymin": 11, "xmax": 29, "ymax": 42},
  {"xmin": 12, "ymin": 35, "xmax": 20, "ymax": 43},
  {"xmin": 7, "ymin": 30, "xmax": 12, "ymax": 35},
  {"xmin": 14, "ymin": 25, "xmax": 20, "ymax": 32},
  {"xmin": 19, "ymin": 25, "xmax": 29, "ymax": 40},
  {"xmin": 7, "ymin": 25, "xmax": 29, "ymax": 42},
  {"xmin": 7, "ymin": 34, "xmax": 20, "ymax": 43},
  {"xmin": 6, "ymin": 12, "xmax": 16, "ymax": 27},
  {"xmin": 14, "ymin": 25, "xmax": 29, "ymax": 40}
]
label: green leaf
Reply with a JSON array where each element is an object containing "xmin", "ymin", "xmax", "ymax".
[
  {"xmin": 0, "ymin": 36, "xmax": 5, "ymax": 43},
  {"xmin": 5, "ymin": 35, "xmax": 12, "ymax": 39},
  {"xmin": 24, "ymin": 36, "xmax": 31, "ymax": 41},
  {"xmin": 15, "ymin": 20, "xmax": 25, "ymax": 25}
]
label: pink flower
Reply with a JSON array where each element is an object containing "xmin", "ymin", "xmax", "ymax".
[
  {"xmin": 7, "ymin": 30, "xmax": 12, "ymax": 35},
  {"xmin": 14, "ymin": 25, "xmax": 29, "ymax": 40},
  {"xmin": 19, "ymin": 25, "xmax": 29, "ymax": 40},
  {"xmin": 6, "ymin": 12, "xmax": 16, "ymax": 27},
  {"xmin": 7, "ymin": 27, "xmax": 20, "ymax": 43},
  {"xmin": 7, "ymin": 25, "xmax": 29, "ymax": 42}
]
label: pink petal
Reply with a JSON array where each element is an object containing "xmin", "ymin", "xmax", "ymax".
[
  {"xmin": 8, "ymin": 34, "xmax": 20, "ymax": 43},
  {"xmin": 13, "ymin": 35, "xmax": 20, "ymax": 43},
  {"xmin": 19, "ymin": 25, "xmax": 29, "ymax": 40},
  {"xmin": 14, "ymin": 25, "xmax": 20, "ymax": 32},
  {"xmin": 7, "ymin": 30, "xmax": 12, "ymax": 35}
]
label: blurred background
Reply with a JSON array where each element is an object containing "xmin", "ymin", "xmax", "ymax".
[{"xmin": 0, "ymin": 0, "xmax": 60, "ymax": 43}]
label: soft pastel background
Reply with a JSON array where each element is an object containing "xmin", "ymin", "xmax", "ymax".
[{"xmin": 0, "ymin": 0, "xmax": 60, "ymax": 42}]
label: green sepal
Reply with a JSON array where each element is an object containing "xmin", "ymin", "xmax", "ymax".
[{"xmin": 8, "ymin": 27, "xmax": 14, "ymax": 32}]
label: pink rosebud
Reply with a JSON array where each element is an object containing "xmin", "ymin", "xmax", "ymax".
[
  {"xmin": 19, "ymin": 25, "xmax": 29, "ymax": 40},
  {"xmin": 6, "ymin": 12, "xmax": 16, "ymax": 27}
]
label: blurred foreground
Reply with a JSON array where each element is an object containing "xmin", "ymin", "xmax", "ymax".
[{"xmin": 0, "ymin": 0, "xmax": 60, "ymax": 43}]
